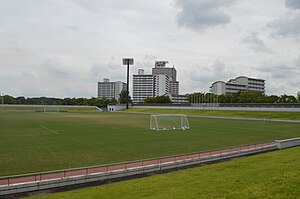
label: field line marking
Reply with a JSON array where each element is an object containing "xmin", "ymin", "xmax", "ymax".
[{"xmin": 39, "ymin": 124, "xmax": 60, "ymax": 135}]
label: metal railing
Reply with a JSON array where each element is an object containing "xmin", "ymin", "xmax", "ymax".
[{"xmin": 0, "ymin": 141, "xmax": 276, "ymax": 187}]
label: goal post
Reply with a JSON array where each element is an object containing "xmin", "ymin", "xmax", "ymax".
[
  {"xmin": 43, "ymin": 107, "xmax": 60, "ymax": 113},
  {"xmin": 150, "ymin": 114, "xmax": 190, "ymax": 131}
]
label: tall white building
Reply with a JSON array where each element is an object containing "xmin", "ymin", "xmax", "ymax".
[
  {"xmin": 152, "ymin": 61, "xmax": 179, "ymax": 95},
  {"xmin": 133, "ymin": 70, "xmax": 171, "ymax": 102},
  {"xmin": 133, "ymin": 70, "xmax": 155, "ymax": 102},
  {"xmin": 98, "ymin": 78, "xmax": 127, "ymax": 101},
  {"xmin": 132, "ymin": 61, "xmax": 183, "ymax": 102},
  {"xmin": 210, "ymin": 76, "xmax": 265, "ymax": 95}
]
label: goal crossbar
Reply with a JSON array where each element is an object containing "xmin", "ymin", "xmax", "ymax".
[{"xmin": 150, "ymin": 114, "xmax": 190, "ymax": 131}]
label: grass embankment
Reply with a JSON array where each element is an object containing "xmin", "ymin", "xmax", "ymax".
[
  {"xmin": 126, "ymin": 108, "xmax": 300, "ymax": 120},
  {"xmin": 29, "ymin": 146, "xmax": 300, "ymax": 199},
  {"xmin": 1, "ymin": 112, "xmax": 300, "ymax": 176}
]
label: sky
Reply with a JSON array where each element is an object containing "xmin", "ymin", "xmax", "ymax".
[{"xmin": 0, "ymin": 0, "xmax": 300, "ymax": 98}]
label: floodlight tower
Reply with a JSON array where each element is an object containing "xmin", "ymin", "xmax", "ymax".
[{"xmin": 122, "ymin": 58, "xmax": 134, "ymax": 109}]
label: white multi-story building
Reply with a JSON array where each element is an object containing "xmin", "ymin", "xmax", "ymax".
[
  {"xmin": 133, "ymin": 70, "xmax": 155, "ymax": 102},
  {"xmin": 133, "ymin": 69, "xmax": 171, "ymax": 102},
  {"xmin": 210, "ymin": 76, "xmax": 265, "ymax": 95},
  {"xmin": 152, "ymin": 61, "xmax": 179, "ymax": 95},
  {"xmin": 98, "ymin": 78, "xmax": 127, "ymax": 101},
  {"xmin": 132, "ymin": 61, "xmax": 184, "ymax": 103}
]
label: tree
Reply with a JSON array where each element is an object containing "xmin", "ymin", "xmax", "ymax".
[
  {"xmin": 144, "ymin": 96, "xmax": 171, "ymax": 103},
  {"xmin": 265, "ymin": 95, "xmax": 280, "ymax": 103},
  {"xmin": 297, "ymin": 92, "xmax": 300, "ymax": 103},
  {"xmin": 16, "ymin": 96, "xmax": 26, "ymax": 104},
  {"xmin": 98, "ymin": 97, "xmax": 111, "ymax": 107},
  {"xmin": 119, "ymin": 90, "xmax": 132, "ymax": 104},
  {"xmin": 278, "ymin": 94, "xmax": 297, "ymax": 103},
  {"xmin": 235, "ymin": 91, "xmax": 266, "ymax": 103},
  {"xmin": 3, "ymin": 95, "xmax": 16, "ymax": 104}
]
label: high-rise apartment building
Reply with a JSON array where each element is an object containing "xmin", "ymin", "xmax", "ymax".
[
  {"xmin": 152, "ymin": 61, "xmax": 176, "ymax": 81},
  {"xmin": 98, "ymin": 78, "xmax": 127, "ymax": 101},
  {"xmin": 152, "ymin": 61, "xmax": 179, "ymax": 95},
  {"xmin": 133, "ymin": 69, "xmax": 155, "ymax": 102},
  {"xmin": 210, "ymin": 76, "xmax": 265, "ymax": 95},
  {"xmin": 132, "ymin": 61, "xmax": 182, "ymax": 102}
]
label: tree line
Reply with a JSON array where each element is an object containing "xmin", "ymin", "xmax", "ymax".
[
  {"xmin": 0, "ymin": 95, "xmax": 119, "ymax": 107},
  {"xmin": 188, "ymin": 91, "xmax": 300, "ymax": 104},
  {"xmin": 1, "ymin": 91, "xmax": 299, "ymax": 106}
]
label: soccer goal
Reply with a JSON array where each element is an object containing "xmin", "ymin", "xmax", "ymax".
[
  {"xmin": 150, "ymin": 114, "xmax": 190, "ymax": 131},
  {"xmin": 43, "ymin": 107, "xmax": 60, "ymax": 113}
]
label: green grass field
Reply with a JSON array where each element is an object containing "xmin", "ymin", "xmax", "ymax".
[
  {"xmin": 126, "ymin": 108, "xmax": 300, "ymax": 120},
  {"xmin": 29, "ymin": 146, "xmax": 300, "ymax": 199},
  {"xmin": 1, "ymin": 111, "xmax": 300, "ymax": 176}
]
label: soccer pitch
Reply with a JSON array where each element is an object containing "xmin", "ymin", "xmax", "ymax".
[{"xmin": 1, "ymin": 112, "xmax": 300, "ymax": 176}]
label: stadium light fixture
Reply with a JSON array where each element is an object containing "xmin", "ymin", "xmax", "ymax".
[{"xmin": 122, "ymin": 58, "xmax": 134, "ymax": 109}]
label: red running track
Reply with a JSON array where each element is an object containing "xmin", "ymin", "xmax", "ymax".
[{"xmin": 0, "ymin": 141, "xmax": 275, "ymax": 187}]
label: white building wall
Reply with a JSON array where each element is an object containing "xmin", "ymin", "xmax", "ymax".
[
  {"xmin": 154, "ymin": 75, "xmax": 170, "ymax": 96},
  {"xmin": 210, "ymin": 81, "xmax": 226, "ymax": 95},
  {"xmin": 98, "ymin": 79, "xmax": 115, "ymax": 100},
  {"xmin": 133, "ymin": 74, "xmax": 155, "ymax": 102},
  {"xmin": 210, "ymin": 76, "xmax": 265, "ymax": 95},
  {"xmin": 114, "ymin": 81, "xmax": 127, "ymax": 101},
  {"xmin": 98, "ymin": 79, "xmax": 126, "ymax": 101}
]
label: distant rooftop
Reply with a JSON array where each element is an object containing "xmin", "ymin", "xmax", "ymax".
[{"xmin": 155, "ymin": 61, "xmax": 169, "ymax": 68}]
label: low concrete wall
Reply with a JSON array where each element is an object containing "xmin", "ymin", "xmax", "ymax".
[
  {"xmin": 0, "ymin": 144, "xmax": 276, "ymax": 198},
  {"xmin": 132, "ymin": 106, "xmax": 300, "ymax": 112},
  {"xmin": 275, "ymin": 137, "xmax": 300, "ymax": 149},
  {"xmin": 107, "ymin": 104, "xmax": 132, "ymax": 111}
]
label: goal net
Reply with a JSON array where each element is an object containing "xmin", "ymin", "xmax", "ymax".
[{"xmin": 150, "ymin": 114, "xmax": 190, "ymax": 131}]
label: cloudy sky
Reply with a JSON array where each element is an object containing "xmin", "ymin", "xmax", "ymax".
[{"xmin": 0, "ymin": 0, "xmax": 300, "ymax": 98}]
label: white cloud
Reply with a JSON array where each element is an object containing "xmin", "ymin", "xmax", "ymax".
[
  {"xmin": 253, "ymin": 57, "xmax": 300, "ymax": 95},
  {"xmin": 242, "ymin": 32, "xmax": 273, "ymax": 53},
  {"xmin": 285, "ymin": 0, "xmax": 300, "ymax": 10},
  {"xmin": 175, "ymin": 0, "xmax": 235, "ymax": 31},
  {"xmin": 0, "ymin": 0, "xmax": 299, "ymax": 97},
  {"xmin": 267, "ymin": 13, "xmax": 300, "ymax": 39}
]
